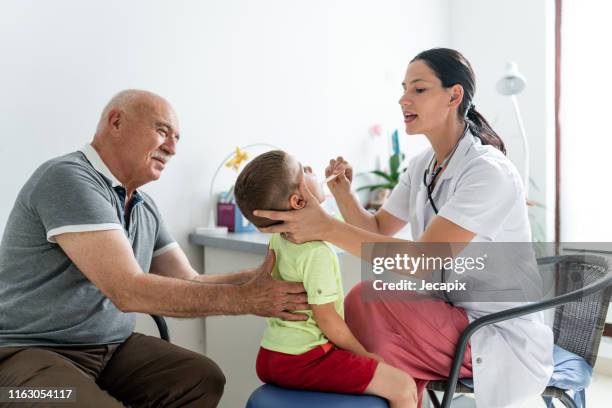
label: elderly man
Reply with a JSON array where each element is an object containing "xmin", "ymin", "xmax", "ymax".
[{"xmin": 0, "ymin": 90, "xmax": 307, "ymax": 407}]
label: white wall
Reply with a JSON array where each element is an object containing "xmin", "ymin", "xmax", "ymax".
[
  {"xmin": 448, "ymin": 0, "xmax": 556, "ymax": 242},
  {"xmin": 0, "ymin": 0, "xmax": 450, "ymax": 352},
  {"xmin": 560, "ymin": 0, "xmax": 612, "ymax": 241}
]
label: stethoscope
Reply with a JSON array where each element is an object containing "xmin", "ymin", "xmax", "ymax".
[
  {"xmin": 421, "ymin": 125, "xmax": 469, "ymax": 304},
  {"xmin": 422, "ymin": 124, "xmax": 469, "ymax": 212}
]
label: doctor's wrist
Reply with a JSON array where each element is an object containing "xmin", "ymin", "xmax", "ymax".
[{"xmin": 330, "ymin": 187, "xmax": 352, "ymax": 202}]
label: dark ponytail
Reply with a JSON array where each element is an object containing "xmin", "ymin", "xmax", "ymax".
[
  {"xmin": 466, "ymin": 104, "xmax": 506, "ymax": 155},
  {"xmin": 412, "ymin": 48, "xmax": 506, "ymax": 155}
]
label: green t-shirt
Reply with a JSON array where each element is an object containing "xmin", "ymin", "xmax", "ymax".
[{"xmin": 260, "ymin": 233, "xmax": 344, "ymax": 355}]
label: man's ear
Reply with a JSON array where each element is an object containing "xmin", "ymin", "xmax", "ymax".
[
  {"xmin": 289, "ymin": 193, "xmax": 306, "ymax": 210},
  {"xmin": 107, "ymin": 109, "xmax": 123, "ymax": 133},
  {"xmin": 449, "ymin": 84, "xmax": 464, "ymax": 109}
]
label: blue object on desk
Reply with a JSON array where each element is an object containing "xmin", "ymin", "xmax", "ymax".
[
  {"xmin": 391, "ymin": 129, "xmax": 400, "ymax": 155},
  {"xmin": 246, "ymin": 384, "xmax": 389, "ymax": 408},
  {"xmin": 234, "ymin": 205, "xmax": 256, "ymax": 233}
]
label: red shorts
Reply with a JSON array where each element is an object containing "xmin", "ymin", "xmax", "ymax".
[{"xmin": 256, "ymin": 343, "xmax": 379, "ymax": 394}]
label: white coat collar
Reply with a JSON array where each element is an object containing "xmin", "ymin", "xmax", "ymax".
[
  {"xmin": 435, "ymin": 128, "xmax": 477, "ymax": 183},
  {"xmin": 414, "ymin": 130, "xmax": 477, "ymax": 233}
]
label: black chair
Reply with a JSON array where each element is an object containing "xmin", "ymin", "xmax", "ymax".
[
  {"xmin": 150, "ymin": 314, "xmax": 170, "ymax": 342},
  {"xmin": 426, "ymin": 254, "xmax": 612, "ymax": 408}
]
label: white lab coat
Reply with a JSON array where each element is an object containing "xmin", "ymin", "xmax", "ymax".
[{"xmin": 382, "ymin": 131, "xmax": 554, "ymax": 407}]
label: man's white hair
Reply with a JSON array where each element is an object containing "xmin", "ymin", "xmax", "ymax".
[{"xmin": 95, "ymin": 89, "xmax": 164, "ymax": 134}]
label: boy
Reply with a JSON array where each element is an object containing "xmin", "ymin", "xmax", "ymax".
[{"xmin": 234, "ymin": 150, "xmax": 417, "ymax": 408}]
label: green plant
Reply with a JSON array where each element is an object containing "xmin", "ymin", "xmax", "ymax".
[{"xmin": 357, "ymin": 152, "xmax": 406, "ymax": 192}]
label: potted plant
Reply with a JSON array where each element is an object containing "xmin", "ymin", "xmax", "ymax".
[{"xmin": 358, "ymin": 129, "xmax": 405, "ymax": 210}]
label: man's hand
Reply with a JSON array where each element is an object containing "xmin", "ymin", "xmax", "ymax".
[{"xmin": 240, "ymin": 249, "xmax": 309, "ymax": 321}]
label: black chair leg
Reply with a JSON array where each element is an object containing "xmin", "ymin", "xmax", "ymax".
[
  {"xmin": 556, "ymin": 392, "xmax": 578, "ymax": 408},
  {"xmin": 427, "ymin": 389, "xmax": 442, "ymax": 408}
]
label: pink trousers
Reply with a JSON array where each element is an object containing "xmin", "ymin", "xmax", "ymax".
[{"xmin": 345, "ymin": 282, "xmax": 473, "ymax": 406}]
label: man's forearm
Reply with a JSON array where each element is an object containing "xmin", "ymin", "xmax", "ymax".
[
  {"xmin": 116, "ymin": 272, "xmax": 248, "ymax": 318},
  {"xmin": 191, "ymin": 269, "xmax": 254, "ymax": 285}
]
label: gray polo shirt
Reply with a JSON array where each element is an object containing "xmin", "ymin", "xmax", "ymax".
[{"xmin": 0, "ymin": 144, "xmax": 177, "ymax": 347}]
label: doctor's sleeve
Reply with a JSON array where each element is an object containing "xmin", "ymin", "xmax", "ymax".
[{"xmin": 437, "ymin": 159, "xmax": 522, "ymax": 240}]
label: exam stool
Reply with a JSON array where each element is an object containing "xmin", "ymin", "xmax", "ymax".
[{"xmin": 246, "ymin": 384, "xmax": 388, "ymax": 408}]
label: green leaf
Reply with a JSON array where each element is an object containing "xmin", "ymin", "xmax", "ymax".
[
  {"xmin": 356, "ymin": 183, "xmax": 396, "ymax": 192},
  {"xmin": 369, "ymin": 170, "xmax": 394, "ymax": 182},
  {"xmin": 389, "ymin": 153, "xmax": 405, "ymax": 178},
  {"xmin": 389, "ymin": 154, "xmax": 401, "ymax": 179}
]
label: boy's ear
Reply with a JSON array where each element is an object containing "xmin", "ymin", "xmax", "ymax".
[
  {"xmin": 297, "ymin": 178, "xmax": 312, "ymax": 201},
  {"xmin": 289, "ymin": 193, "xmax": 306, "ymax": 210}
]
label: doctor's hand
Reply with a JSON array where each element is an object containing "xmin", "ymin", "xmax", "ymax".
[
  {"xmin": 325, "ymin": 156, "xmax": 353, "ymax": 197},
  {"xmin": 254, "ymin": 182, "xmax": 335, "ymax": 244},
  {"xmin": 241, "ymin": 249, "xmax": 309, "ymax": 321}
]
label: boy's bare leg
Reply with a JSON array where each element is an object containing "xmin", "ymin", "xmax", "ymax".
[{"xmin": 364, "ymin": 363, "xmax": 418, "ymax": 408}]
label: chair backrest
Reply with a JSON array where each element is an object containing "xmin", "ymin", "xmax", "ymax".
[
  {"xmin": 151, "ymin": 314, "xmax": 170, "ymax": 342},
  {"xmin": 546, "ymin": 254, "xmax": 612, "ymax": 366}
]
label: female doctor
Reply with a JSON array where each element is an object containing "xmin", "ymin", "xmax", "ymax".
[{"xmin": 255, "ymin": 48, "xmax": 553, "ymax": 407}]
